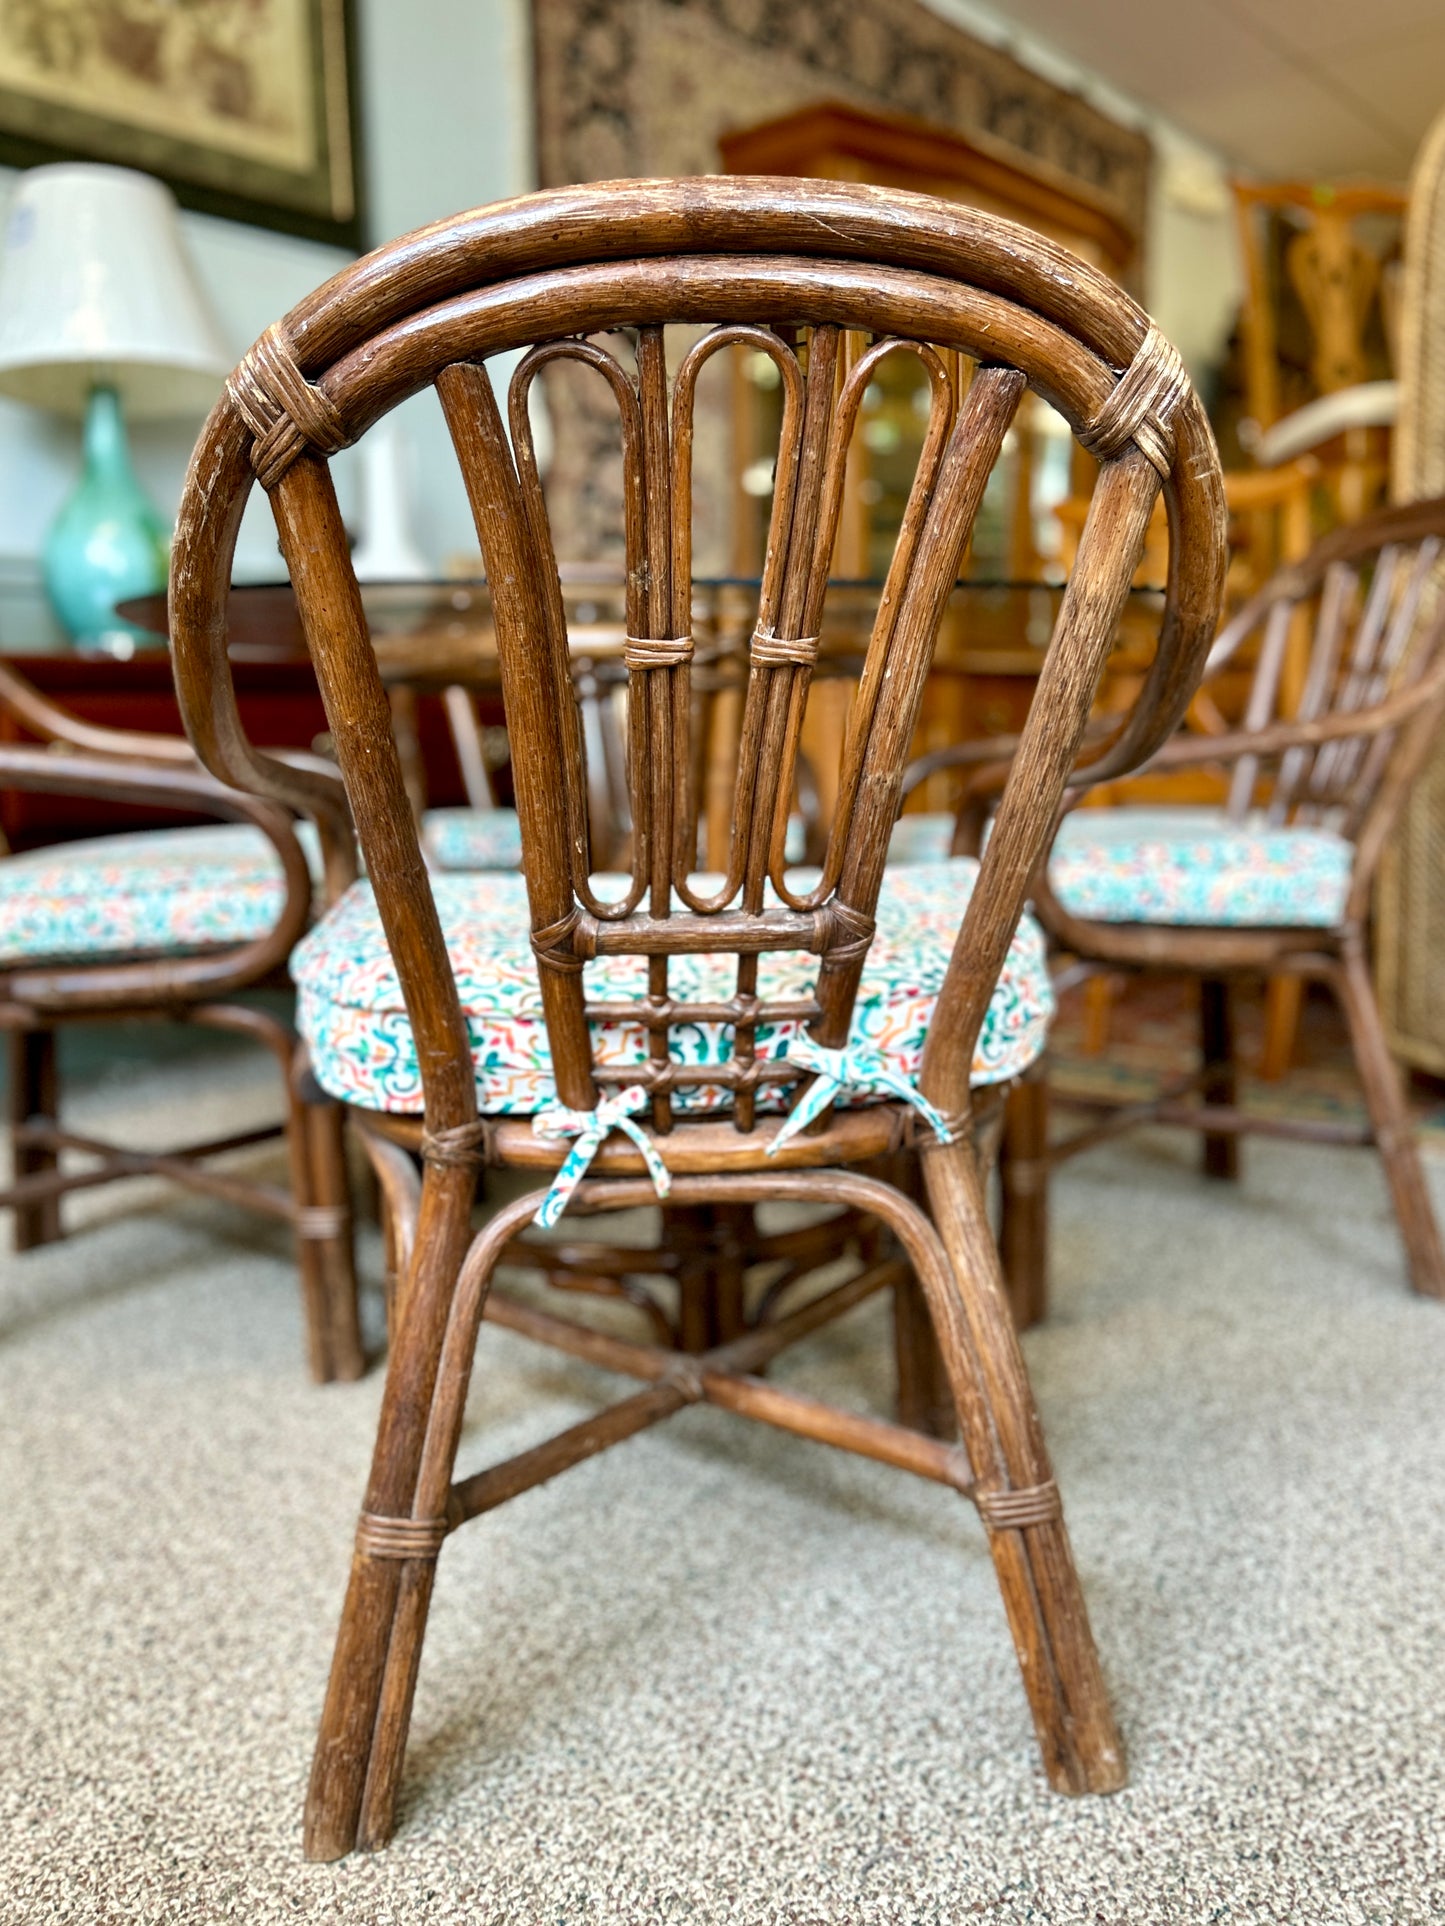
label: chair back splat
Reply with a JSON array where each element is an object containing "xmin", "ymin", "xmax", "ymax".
[
  {"xmin": 166, "ymin": 180, "xmax": 1227, "ymax": 1859},
  {"xmin": 171, "ymin": 179, "xmax": 1226, "ymax": 1161}
]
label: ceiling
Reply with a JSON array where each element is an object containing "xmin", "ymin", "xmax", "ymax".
[{"xmin": 977, "ymin": 0, "xmax": 1445, "ymax": 181}]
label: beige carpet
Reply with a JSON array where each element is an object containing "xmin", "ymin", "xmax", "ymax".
[{"xmin": 4, "ymin": 1034, "xmax": 1445, "ymax": 1923}]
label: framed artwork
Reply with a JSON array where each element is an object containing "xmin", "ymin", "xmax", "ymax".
[{"xmin": 0, "ymin": 0, "xmax": 361, "ymax": 247}]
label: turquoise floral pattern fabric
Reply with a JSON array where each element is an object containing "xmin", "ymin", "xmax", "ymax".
[
  {"xmin": 1046, "ymin": 807, "xmax": 1351, "ymax": 927},
  {"xmin": 292, "ymin": 858, "xmax": 1053, "ymax": 1117},
  {"xmin": 0, "ymin": 823, "xmax": 313, "ymax": 967},
  {"xmin": 422, "ymin": 807, "xmax": 524, "ymax": 871},
  {"xmin": 887, "ymin": 805, "xmax": 1351, "ymax": 929},
  {"xmin": 888, "ymin": 812, "xmax": 955, "ymax": 864}
]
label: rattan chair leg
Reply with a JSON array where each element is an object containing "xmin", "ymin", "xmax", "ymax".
[
  {"xmin": 1333, "ymin": 944, "xmax": 1445, "ymax": 1299},
  {"xmin": 7, "ymin": 1026, "xmax": 61, "ymax": 1248},
  {"xmin": 998, "ymin": 1068, "xmax": 1050, "ymax": 1329},
  {"xmin": 355, "ymin": 1123, "xmax": 422, "ymax": 1335},
  {"xmin": 1199, "ymin": 977, "xmax": 1240, "ymax": 1180},
  {"xmin": 920, "ymin": 1139, "xmax": 1126, "ymax": 1794},
  {"xmin": 892, "ymin": 1268, "xmax": 955, "ymax": 1438},
  {"xmin": 304, "ymin": 1176, "xmax": 532, "ymax": 1860},
  {"xmin": 298, "ymin": 1091, "xmax": 365, "ymax": 1382}
]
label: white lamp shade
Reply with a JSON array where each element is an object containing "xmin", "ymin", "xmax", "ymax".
[{"xmin": 0, "ymin": 163, "xmax": 231, "ymax": 419}]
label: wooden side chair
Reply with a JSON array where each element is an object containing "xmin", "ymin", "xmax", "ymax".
[
  {"xmin": 167, "ymin": 177, "xmax": 1225, "ymax": 1857},
  {"xmin": 0, "ymin": 660, "xmax": 364, "ymax": 1382},
  {"xmin": 992, "ymin": 498, "xmax": 1445, "ymax": 1314}
]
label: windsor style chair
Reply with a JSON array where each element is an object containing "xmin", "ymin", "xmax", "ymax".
[
  {"xmin": 0, "ymin": 660, "xmax": 363, "ymax": 1381},
  {"xmin": 992, "ymin": 498, "xmax": 1445, "ymax": 1315},
  {"xmin": 167, "ymin": 178, "xmax": 1226, "ymax": 1858}
]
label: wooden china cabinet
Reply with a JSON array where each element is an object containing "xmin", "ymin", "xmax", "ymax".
[{"xmin": 717, "ymin": 100, "xmax": 1146, "ymax": 811}]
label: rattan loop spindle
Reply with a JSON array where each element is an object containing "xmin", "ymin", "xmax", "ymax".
[
  {"xmin": 1077, "ymin": 324, "xmax": 1190, "ymax": 480},
  {"xmin": 227, "ymin": 322, "xmax": 350, "ymax": 489}
]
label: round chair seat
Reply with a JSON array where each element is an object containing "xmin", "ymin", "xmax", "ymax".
[
  {"xmin": 421, "ymin": 806, "xmax": 523, "ymax": 871},
  {"xmin": 0, "ymin": 822, "xmax": 313, "ymax": 967},
  {"xmin": 888, "ymin": 806, "xmax": 1351, "ymax": 928},
  {"xmin": 1046, "ymin": 806, "xmax": 1351, "ymax": 927},
  {"xmin": 292, "ymin": 858, "xmax": 1053, "ymax": 1116}
]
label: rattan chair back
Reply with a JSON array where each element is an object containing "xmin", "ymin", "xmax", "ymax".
[{"xmin": 170, "ymin": 178, "xmax": 1226, "ymax": 1154}]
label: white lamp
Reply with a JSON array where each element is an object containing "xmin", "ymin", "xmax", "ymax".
[{"xmin": 0, "ymin": 163, "xmax": 231, "ymax": 649}]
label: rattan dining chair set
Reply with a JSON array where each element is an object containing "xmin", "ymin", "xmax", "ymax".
[{"xmin": 7, "ymin": 178, "xmax": 1445, "ymax": 1856}]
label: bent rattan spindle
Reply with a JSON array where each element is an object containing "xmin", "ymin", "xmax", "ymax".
[
  {"xmin": 997, "ymin": 496, "xmax": 1445, "ymax": 1311},
  {"xmin": 166, "ymin": 178, "xmax": 1227, "ymax": 1858}
]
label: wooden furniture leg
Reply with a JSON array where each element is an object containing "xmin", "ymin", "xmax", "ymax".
[
  {"xmin": 1333, "ymin": 944, "xmax": 1445, "ymax": 1299},
  {"xmin": 305, "ymin": 1158, "xmax": 1125, "ymax": 1859},
  {"xmin": 921, "ymin": 1138, "xmax": 1125, "ymax": 1795},
  {"xmin": 1259, "ymin": 974, "xmax": 1302, "ymax": 1081},
  {"xmin": 299, "ymin": 1087, "xmax": 367, "ymax": 1382},
  {"xmin": 1081, "ymin": 974, "xmax": 1118, "ymax": 1056},
  {"xmin": 998, "ymin": 1067, "xmax": 1049, "ymax": 1328},
  {"xmin": 8, "ymin": 1026, "xmax": 61, "ymax": 1248},
  {"xmin": 1199, "ymin": 976, "xmax": 1240, "ymax": 1180},
  {"xmin": 304, "ymin": 1176, "xmax": 531, "ymax": 1861},
  {"xmin": 892, "ymin": 1268, "xmax": 956, "ymax": 1437}
]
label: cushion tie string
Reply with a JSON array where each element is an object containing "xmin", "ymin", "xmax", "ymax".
[
  {"xmin": 531, "ymin": 1084, "xmax": 671, "ymax": 1228},
  {"xmin": 765, "ymin": 1035, "xmax": 955, "ymax": 1155}
]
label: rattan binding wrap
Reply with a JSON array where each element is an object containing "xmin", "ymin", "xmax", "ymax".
[
  {"xmin": 355, "ymin": 1512, "xmax": 450, "ymax": 1560},
  {"xmin": 229, "ymin": 324, "xmax": 350, "ymax": 490},
  {"xmin": 1078, "ymin": 325, "xmax": 1189, "ymax": 479}
]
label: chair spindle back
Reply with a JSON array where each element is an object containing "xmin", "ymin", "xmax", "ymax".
[{"xmin": 168, "ymin": 179, "xmax": 1227, "ymax": 1152}]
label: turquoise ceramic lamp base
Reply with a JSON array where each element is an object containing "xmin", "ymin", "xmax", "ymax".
[{"xmin": 43, "ymin": 384, "xmax": 169, "ymax": 654}]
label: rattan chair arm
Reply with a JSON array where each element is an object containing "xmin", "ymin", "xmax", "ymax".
[
  {"xmin": 899, "ymin": 714, "xmax": 1126, "ymax": 824},
  {"xmin": 0, "ymin": 660, "xmax": 198, "ymax": 761},
  {"xmin": 899, "ymin": 733, "xmax": 1024, "ymax": 798},
  {"xmin": 169, "ymin": 420, "xmax": 359, "ymax": 903},
  {"xmin": 0, "ymin": 741, "xmax": 316, "ymax": 1010},
  {"xmin": 0, "ymin": 659, "xmax": 357, "ymax": 899},
  {"xmin": 1137, "ymin": 660, "xmax": 1445, "ymax": 774}
]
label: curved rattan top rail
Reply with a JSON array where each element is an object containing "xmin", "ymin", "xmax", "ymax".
[{"xmin": 169, "ymin": 177, "xmax": 1226, "ymax": 1162}]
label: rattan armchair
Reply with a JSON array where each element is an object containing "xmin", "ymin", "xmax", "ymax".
[
  {"xmin": 167, "ymin": 177, "xmax": 1226, "ymax": 1856},
  {"xmin": 0, "ymin": 660, "xmax": 364, "ymax": 1381},
  {"xmin": 994, "ymin": 499, "xmax": 1445, "ymax": 1314}
]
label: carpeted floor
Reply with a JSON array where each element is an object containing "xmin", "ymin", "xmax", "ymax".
[{"xmin": 3, "ymin": 1029, "xmax": 1445, "ymax": 1924}]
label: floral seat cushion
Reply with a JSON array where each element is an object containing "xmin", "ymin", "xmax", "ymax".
[
  {"xmin": 888, "ymin": 812, "xmax": 956, "ymax": 864},
  {"xmin": 0, "ymin": 822, "xmax": 315, "ymax": 968},
  {"xmin": 1046, "ymin": 807, "xmax": 1351, "ymax": 927},
  {"xmin": 292, "ymin": 858, "xmax": 1053, "ymax": 1117},
  {"xmin": 887, "ymin": 805, "xmax": 1351, "ymax": 929},
  {"xmin": 421, "ymin": 806, "xmax": 524, "ymax": 871}
]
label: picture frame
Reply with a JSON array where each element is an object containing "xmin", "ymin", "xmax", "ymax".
[{"xmin": 0, "ymin": 0, "xmax": 362, "ymax": 249}]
